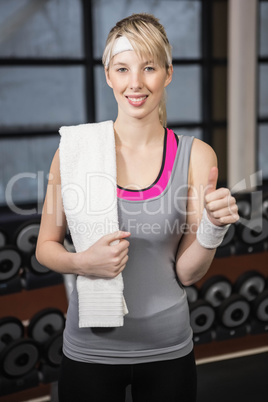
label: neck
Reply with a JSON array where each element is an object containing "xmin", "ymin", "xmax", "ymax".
[{"xmin": 114, "ymin": 115, "xmax": 165, "ymax": 149}]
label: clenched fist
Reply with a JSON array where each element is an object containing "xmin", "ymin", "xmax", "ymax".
[
  {"xmin": 77, "ymin": 231, "xmax": 131, "ymax": 278},
  {"xmin": 204, "ymin": 167, "xmax": 239, "ymax": 226}
]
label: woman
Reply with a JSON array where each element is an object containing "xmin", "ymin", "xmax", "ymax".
[{"xmin": 36, "ymin": 13, "xmax": 239, "ymax": 402}]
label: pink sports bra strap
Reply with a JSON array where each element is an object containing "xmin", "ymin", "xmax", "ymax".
[{"xmin": 117, "ymin": 128, "xmax": 178, "ymax": 201}]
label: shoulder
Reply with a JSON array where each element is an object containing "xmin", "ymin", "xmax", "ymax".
[
  {"xmin": 189, "ymin": 138, "xmax": 218, "ymax": 185},
  {"xmin": 191, "ymin": 138, "xmax": 217, "ymax": 164}
]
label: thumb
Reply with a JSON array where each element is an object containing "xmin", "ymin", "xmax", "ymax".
[
  {"xmin": 105, "ymin": 230, "xmax": 131, "ymax": 246},
  {"xmin": 205, "ymin": 166, "xmax": 218, "ymax": 196}
]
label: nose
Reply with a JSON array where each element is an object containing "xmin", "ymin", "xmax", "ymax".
[{"xmin": 129, "ymin": 71, "xmax": 143, "ymax": 90}]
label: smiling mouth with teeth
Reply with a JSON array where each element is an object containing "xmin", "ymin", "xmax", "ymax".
[
  {"xmin": 126, "ymin": 95, "xmax": 149, "ymax": 106},
  {"xmin": 127, "ymin": 96, "xmax": 148, "ymax": 102}
]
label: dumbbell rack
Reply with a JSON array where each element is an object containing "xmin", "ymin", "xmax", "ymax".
[
  {"xmin": 191, "ymin": 192, "xmax": 268, "ymax": 360},
  {"xmin": 193, "ymin": 252, "xmax": 268, "ymax": 361},
  {"xmin": 0, "ymin": 213, "xmax": 69, "ymax": 401}
]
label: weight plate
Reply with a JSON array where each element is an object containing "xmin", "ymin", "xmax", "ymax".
[
  {"xmin": 45, "ymin": 332, "xmax": 63, "ymax": 366},
  {"xmin": 235, "ymin": 271, "xmax": 266, "ymax": 301},
  {"xmin": 253, "ymin": 290, "xmax": 268, "ymax": 322},
  {"xmin": 28, "ymin": 308, "xmax": 65, "ymax": 343},
  {"xmin": 0, "ymin": 247, "xmax": 21, "ymax": 282},
  {"xmin": 190, "ymin": 300, "xmax": 215, "ymax": 334},
  {"xmin": 201, "ymin": 276, "xmax": 232, "ymax": 308},
  {"xmin": 238, "ymin": 217, "xmax": 268, "ymax": 245},
  {"xmin": 218, "ymin": 294, "xmax": 250, "ymax": 328},
  {"xmin": 16, "ymin": 223, "xmax": 40, "ymax": 252},
  {"xmin": 1, "ymin": 339, "xmax": 39, "ymax": 377},
  {"xmin": 28, "ymin": 253, "xmax": 50, "ymax": 275},
  {"xmin": 0, "ymin": 317, "xmax": 24, "ymax": 353},
  {"xmin": 185, "ymin": 285, "xmax": 198, "ymax": 304},
  {"xmin": 219, "ymin": 224, "xmax": 235, "ymax": 248}
]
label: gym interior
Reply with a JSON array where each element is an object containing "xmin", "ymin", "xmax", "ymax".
[{"xmin": 0, "ymin": 0, "xmax": 267, "ymax": 401}]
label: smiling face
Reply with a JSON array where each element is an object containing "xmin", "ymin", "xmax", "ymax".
[{"xmin": 105, "ymin": 50, "xmax": 173, "ymax": 123}]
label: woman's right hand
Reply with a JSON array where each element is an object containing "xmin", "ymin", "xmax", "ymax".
[{"xmin": 76, "ymin": 231, "xmax": 131, "ymax": 278}]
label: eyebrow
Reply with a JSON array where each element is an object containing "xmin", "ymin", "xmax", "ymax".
[
  {"xmin": 112, "ymin": 62, "xmax": 128, "ymax": 67},
  {"xmin": 112, "ymin": 60, "xmax": 155, "ymax": 67}
]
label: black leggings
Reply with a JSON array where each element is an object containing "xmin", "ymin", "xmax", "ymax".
[{"xmin": 58, "ymin": 350, "xmax": 197, "ymax": 402}]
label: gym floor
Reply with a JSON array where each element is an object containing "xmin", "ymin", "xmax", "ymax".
[{"xmin": 196, "ymin": 351, "xmax": 268, "ymax": 402}]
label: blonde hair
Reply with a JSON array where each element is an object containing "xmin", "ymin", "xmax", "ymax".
[{"xmin": 102, "ymin": 13, "xmax": 172, "ymax": 127}]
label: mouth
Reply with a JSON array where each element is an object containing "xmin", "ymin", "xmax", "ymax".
[{"xmin": 125, "ymin": 95, "xmax": 148, "ymax": 106}]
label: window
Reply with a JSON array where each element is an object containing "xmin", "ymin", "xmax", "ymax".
[{"xmin": 0, "ymin": 0, "xmax": 86, "ymax": 207}]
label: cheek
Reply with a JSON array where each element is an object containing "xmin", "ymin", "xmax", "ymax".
[
  {"xmin": 149, "ymin": 74, "xmax": 167, "ymax": 92},
  {"xmin": 111, "ymin": 84, "xmax": 126, "ymax": 104},
  {"xmin": 110, "ymin": 79, "xmax": 127, "ymax": 94},
  {"xmin": 150, "ymin": 80, "xmax": 167, "ymax": 97}
]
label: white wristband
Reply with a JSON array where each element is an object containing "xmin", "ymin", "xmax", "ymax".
[{"xmin": 196, "ymin": 208, "xmax": 231, "ymax": 249}]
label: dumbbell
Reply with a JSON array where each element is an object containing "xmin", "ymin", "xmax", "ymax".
[
  {"xmin": 235, "ymin": 193, "xmax": 268, "ymax": 253},
  {"xmin": 185, "ymin": 285, "xmax": 198, "ymax": 304},
  {"xmin": 28, "ymin": 308, "xmax": 65, "ymax": 367},
  {"xmin": 236, "ymin": 217, "xmax": 268, "ymax": 245},
  {"xmin": 0, "ymin": 317, "xmax": 39, "ymax": 378},
  {"xmin": 201, "ymin": 276, "xmax": 250, "ymax": 329},
  {"xmin": 0, "ymin": 246, "xmax": 22, "ymax": 283},
  {"xmin": 21, "ymin": 251, "xmax": 63, "ymax": 291},
  {"xmin": 22, "ymin": 252, "xmax": 63, "ymax": 291},
  {"xmin": 234, "ymin": 271, "xmax": 268, "ymax": 323},
  {"xmin": 235, "ymin": 271, "xmax": 266, "ymax": 301},
  {"xmin": 26, "ymin": 251, "xmax": 50, "ymax": 275},
  {"xmin": 15, "ymin": 221, "xmax": 40, "ymax": 253},
  {"xmin": 252, "ymin": 290, "xmax": 268, "ymax": 324},
  {"xmin": 185, "ymin": 286, "xmax": 215, "ymax": 336}
]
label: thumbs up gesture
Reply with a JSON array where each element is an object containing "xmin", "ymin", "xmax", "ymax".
[{"xmin": 204, "ymin": 167, "xmax": 239, "ymax": 226}]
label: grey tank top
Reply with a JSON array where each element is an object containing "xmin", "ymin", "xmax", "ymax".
[{"xmin": 63, "ymin": 134, "xmax": 194, "ymax": 364}]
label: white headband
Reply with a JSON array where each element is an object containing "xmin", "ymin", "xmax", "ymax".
[
  {"xmin": 105, "ymin": 36, "xmax": 134, "ymax": 67},
  {"xmin": 105, "ymin": 35, "xmax": 172, "ymax": 67}
]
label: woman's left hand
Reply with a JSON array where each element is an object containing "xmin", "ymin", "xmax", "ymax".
[{"xmin": 204, "ymin": 167, "xmax": 240, "ymax": 226}]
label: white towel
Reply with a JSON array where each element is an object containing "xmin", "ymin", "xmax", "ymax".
[{"xmin": 59, "ymin": 120, "xmax": 128, "ymax": 327}]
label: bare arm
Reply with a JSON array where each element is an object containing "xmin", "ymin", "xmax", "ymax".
[
  {"xmin": 175, "ymin": 139, "xmax": 239, "ymax": 286},
  {"xmin": 36, "ymin": 149, "xmax": 130, "ymax": 278}
]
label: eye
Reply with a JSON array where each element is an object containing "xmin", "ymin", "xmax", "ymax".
[
  {"xmin": 117, "ymin": 67, "xmax": 128, "ymax": 73},
  {"xmin": 144, "ymin": 66, "xmax": 155, "ymax": 72}
]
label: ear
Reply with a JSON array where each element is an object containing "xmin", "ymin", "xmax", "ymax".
[
  {"xmin": 105, "ymin": 67, "xmax": 113, "ymax": 89},
  {"xmin": 164, "ymin": 64, "xmax": 173, "ymax": 88}
]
